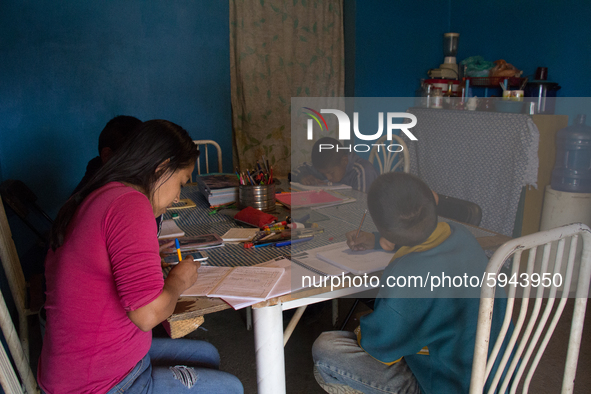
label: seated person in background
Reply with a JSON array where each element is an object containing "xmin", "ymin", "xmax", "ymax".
[
  {"xmin": 39, "ymin": 120, "xmax": 243, "ymax": 394},
  {"xmin": 72, "ymin": 115, "xmax": 142, "ymax": 195},
  {"xmin": 291, "ymin": 137, "xmax": 378, "ymax": 192},
  {"xmin": 312, "ymin": 172, "xmax": 508, "ymax": 394},
  {"xmin": 71, "ymin": 115, "xmax": 168, "ymax": 236}
]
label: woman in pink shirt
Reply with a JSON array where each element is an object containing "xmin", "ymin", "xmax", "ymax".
[{"xmin": 38, "ymin": 120, "xmax": 243, "ymax": 394}]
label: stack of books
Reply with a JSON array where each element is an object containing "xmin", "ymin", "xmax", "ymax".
[{"xmin": 195, "ymin": 174, "xmax": 239, "ymax": 207}]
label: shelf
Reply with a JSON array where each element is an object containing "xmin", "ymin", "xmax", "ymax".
[{"xmin": 466, "ymin": 76, "xmax": 525, "ymax": 88}]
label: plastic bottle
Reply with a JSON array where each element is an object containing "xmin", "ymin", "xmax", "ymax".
[{"xmin": 551, "ymin": 114, "xmax": 591, "ymax": 193}]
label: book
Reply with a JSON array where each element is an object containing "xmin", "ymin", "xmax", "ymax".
[
  {"xmin": 181, "ymin": 265, "xmax": 285, "ymax": 300},
  {"xmin": 276, "ymin": 190, "xmax": 346, "ymax": 209},
  {"xmin": 161, "ymin": 234, "xmax": 224, "ymax": 253},
  {"xmin": 222, "ymin": 254, "xmax": 345, "ymax": 310},
  {"xmin": 290, "ymin": 182, "xmax": 352, "ymax": 191},
  {"xmin": 195, "ymin": 174, "xmax": 239, "ymax": 205},
  {"xmin": 207, "ymin": 192, "xmax": 238, "ymax": 207},
  {"xmin": 158, "ymin": 219, "xmax": 185, "ymax": 239},
  {"xmin": 167, "ymin": 198, "xmax": 196, "ymax": 210},
  {"xmin": 221, "ymin": 228, "xmax": 259, "ymax": 242},
  {"xmin": 315, "ymin": 241, "xmax": 394, "ymax": 275}
]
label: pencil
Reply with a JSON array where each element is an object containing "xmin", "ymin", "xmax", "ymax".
[{"xmin": 354, "ymin": 209, "xmax": 368, "ymax": 241}]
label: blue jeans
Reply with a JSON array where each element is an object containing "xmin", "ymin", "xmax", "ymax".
[
  {"xmin": 106, "ymin": 338, "xmax": 243, "ymax": 394},
  {"xmin": 312, "ymin": 331, "xmax": 421, "ymax": 394}
]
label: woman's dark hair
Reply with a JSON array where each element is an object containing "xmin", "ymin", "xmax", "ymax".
[
  {"xmin": 367, "ymin": 172, "xmax": 437, "ymax": 247},
  {"xmin": 50, "ymin": 119, "xmax": 198, "ymax": 250}
]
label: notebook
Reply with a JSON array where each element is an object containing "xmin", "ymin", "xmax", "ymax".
[
  {"xmin": 167, "ymin": 198, "xmax": 196, "ymax": 210},
  {"xmin": 222, "ymin": 256, "xmax": 343, "ymax": 310},
  {"xmin": 181, "ymin": 266, "xmax": 284, "ymax": 300},
  {"xmin": 158, "ymin": 219, "xmax": 185, "ymax": 239},
  {"xmin": 161, "ymin": 234, "xmax": 224, "ymax": 253},
  {"xmin": 276, "ymin": 190, "xmax": 345, "ymax": 209},
  {"xmin": 315, "ymin": 241, "xmax": 394, "ymax": 275},
  {"xmin": 195, "ymin": 174, "xmax": 239, "ymax": 206},
  {"xmin": 290, "ymin": 182, "xmax": 352, "ymax": 191},
  {"xmin": 221, "ymin": 228, "xmax": 259, "ymax": 242}
]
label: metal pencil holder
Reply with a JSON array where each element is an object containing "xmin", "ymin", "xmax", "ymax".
[{"xmin": 238, "ymin": 183, "xmax": 276, "ymax": 212}]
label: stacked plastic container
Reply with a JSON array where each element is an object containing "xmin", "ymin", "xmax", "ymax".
[{"xmin": 539, "ymin": 115, "xmax": 591, "ymax": 294}]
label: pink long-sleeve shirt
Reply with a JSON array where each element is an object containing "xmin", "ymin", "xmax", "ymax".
[{"xmin": 38, "ymin": 182, "xmax": 164, "ymax": 394}]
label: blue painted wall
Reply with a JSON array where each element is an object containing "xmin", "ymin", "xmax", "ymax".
[
  {"xmin": 0, "ymin": 1, "xmax": 231, "ymax": 216},
  {"xmin": 354, "ymin": 1, "xmax": 448, "ymax": 97},
  {"xmin": 355, "ymin": 0, "xmax": 591, "ymax": 99},
  {"xmin": 2, "ymin": 0, "xmax": 590, "ymax": 217}
]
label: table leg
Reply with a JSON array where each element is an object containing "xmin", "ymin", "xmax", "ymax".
[
  {"xmin": 332, "ymin": 299, "xmax": 338, "ymax": 327},
  {"xmin": 254, "ymin": 304, "xmax": 286, "ymax": 394}
]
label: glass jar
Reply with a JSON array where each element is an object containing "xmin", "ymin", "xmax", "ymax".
[
  {"xmin": 423, "ymin": 84, "xmax": 433, "ymax": 108},
  {"xmin": 431, "ymin": 88, "xmax": 443, "ymax": 109}
]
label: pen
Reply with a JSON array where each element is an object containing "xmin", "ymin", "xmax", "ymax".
[
  {"xmin": 354, "ymin": 209, "xmax": 368, "ymax": 241},
  {"xmin": 244, "ymin": 241, "xmax": 279, "ymax": 249},
  {"xmin": 175, "ymin": 238, "xmax": 183, "ymax": 263},
  {"xmin": 275, "ymin": 236, "xmax": 314, "ymax": 247}
]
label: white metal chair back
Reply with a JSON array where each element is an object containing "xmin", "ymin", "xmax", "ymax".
[
  {"xmin": 0, "ymin": 197, "xmax": 39, "ymax": 393},
  {"xmin": 193, "ymin": 140, "xmax": 223, "ymax": 178},
  {"xmin": 368, "ymin": 134, "xmax": 410, "ymax": 174},
  {"xmin": 470, "ymin": 223, "xmax": 591, "ymax": 394},
  {"xmin": 0, "ymin": 289, "xmax": 39, "ymax": 393}
]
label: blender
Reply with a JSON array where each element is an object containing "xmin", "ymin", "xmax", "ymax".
[{"xmin": 428, "ymin": 33, "xmax": 460, "ymax": 79}]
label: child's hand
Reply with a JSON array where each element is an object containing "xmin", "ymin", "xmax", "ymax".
[
  {"xmin": 300, "ymin": 175, "xmax": 325, "ymax": 186},
  {"xmin": 379, "ymin": 237, "xmax": 396, "ymax": 251},
  {"xmin": 345, "ymin": 231, "xmax": 375, "ymax": 251}
]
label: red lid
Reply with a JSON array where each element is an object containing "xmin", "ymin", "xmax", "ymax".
[{"xmin": 425, "ymin": 79, "xmax": 460, "ymax": 85}]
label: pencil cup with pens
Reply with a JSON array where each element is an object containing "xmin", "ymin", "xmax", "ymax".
[
  {"xmin": 237, "ymin": 156, "xmax": 276, "ymax": 212},
  {"xmin": 239, "ymin": 182, "xmax": 276, "ymax": 212}
]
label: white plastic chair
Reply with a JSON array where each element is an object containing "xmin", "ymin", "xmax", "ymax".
[
  {"xmin": 368, "ymin": 134, "xmax": 410, "ymax": 174},
  {"xmin": 470, "ymin": 223, "xmax": 591, "ymax": 394},
  {"xmin": 0, "ymin": 197, "xmax": 39, "ymax": 393},
  {"xmin": 193, "ymin": 140, "xmax": 222, "ymax": 177}
]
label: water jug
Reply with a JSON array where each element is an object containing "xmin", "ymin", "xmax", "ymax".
[{"xmin": 551, "ymin": 114, "xmax": 591, "ymax": 192}]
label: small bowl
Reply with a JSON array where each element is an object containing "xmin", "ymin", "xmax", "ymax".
[{"xmin": 494, "ymin": 100, "xmax": 524, "ymax": 114}]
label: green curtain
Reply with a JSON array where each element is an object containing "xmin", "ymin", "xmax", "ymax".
[{"xmin": 230, "ymin": 0, "xmax": 345, "ymax": 176}]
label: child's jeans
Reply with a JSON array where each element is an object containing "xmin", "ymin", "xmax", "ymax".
[
  {"xmin": 105, "ymin": 337, "xmax": 243, "ymax": 394},
  {"xmin": 312, "ymin": 331, "xmax": 421, "ymax": 394}
]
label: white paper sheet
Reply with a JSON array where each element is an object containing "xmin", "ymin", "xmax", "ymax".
[{"xmin": 207, "ymin": 267, "xmax": 285, "ymax": 300}]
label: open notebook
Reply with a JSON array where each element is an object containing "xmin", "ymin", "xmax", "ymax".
[
  {"xmin": 221, "ymin": 256, "xmax": 343, "ymax": 310},
  {"xmin": 314, "ymin": 241, "xmax": 394, "ymax": 275},
  {"xmin": 181, "ymin": 266, "xmax": 284, "ymax": 300}
]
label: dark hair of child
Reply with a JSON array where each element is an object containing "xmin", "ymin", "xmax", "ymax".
[
  {"xmin": 311, "ymin": 137, "xmax": 348, "ymax": 170},
  {"xmin": 367, "ymin": 172, "xmax": 437, "ymax": 247},
  {"xmin": 50, "ymin": 119, "xmax": 198, "ymax": 250},
  {"xmin": 98, "ymin": 115, "xmax": 143, "ymax": 154}
]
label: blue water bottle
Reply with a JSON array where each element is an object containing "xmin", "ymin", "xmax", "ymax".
[{"xmin": 551, "ymin": 114, "xmax": 591, "ymax": 193}]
